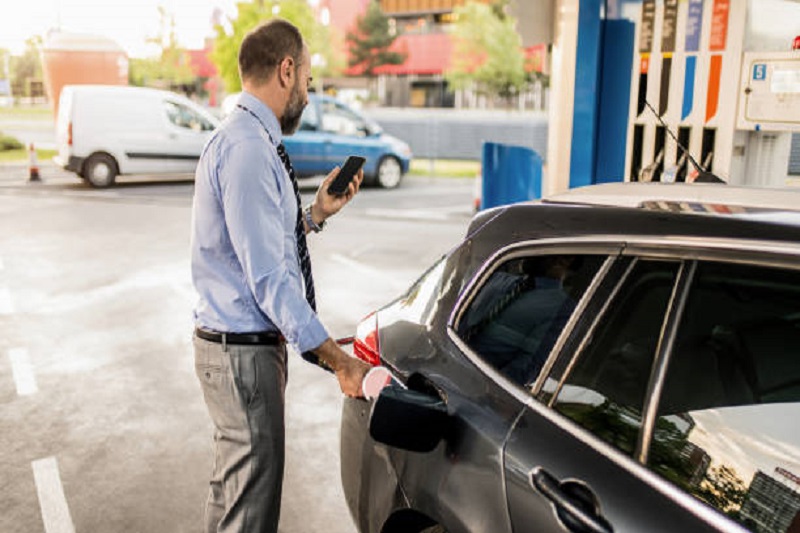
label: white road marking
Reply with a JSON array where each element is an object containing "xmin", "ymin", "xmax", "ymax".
[
  {"xmin": 0, "ymin": 255, "xmax": 4, "ymax": 270},
  {"xmin": 0, "ymin": 286, "xmax": 14, "ymax": 315},
  {"xmin": 329, "ymin": 253, "xmax": 397, "ymax": 283},
  {"xmin": 364, "ymin": 207, "xmax": 450, "ymax": 221},
  {"xmin": 32, "ymin": 457, "xmax": 76, "ymax": 533},
  {"xmin": 8, "ymin": 347, "xmax": 38, "ymax": 396}
]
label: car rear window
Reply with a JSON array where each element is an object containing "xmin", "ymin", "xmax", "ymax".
[{"xmin": 456, "ymin": 254, "xmax": 606, "ymax": 388}]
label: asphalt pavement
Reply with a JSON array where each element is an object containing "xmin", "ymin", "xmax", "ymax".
[{"xmin": 0, "ymin": 163, "xmax": 474, "ymax": 533}]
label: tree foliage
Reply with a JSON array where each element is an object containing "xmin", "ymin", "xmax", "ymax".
[
  {"xmin": 346, "ymin": 1, "xmax": 406, "ymax": 77},
  {"xmin": 9, "ymin": 37, "xmax": 44, "ymax": 97},
  {"xmin": 129, "ymin": 7, "xmax": 196, "ymax": 91},
  {"xmin": 211, "ymin": 0, "xmax": 343, "ymax": 94},
  {"xmin": 445, "ymin": 1, "xmax": 526, "ymax": 100},
  {"xmin": 696, "ymin": 465, "xmax": 747, "ymax": 516}
]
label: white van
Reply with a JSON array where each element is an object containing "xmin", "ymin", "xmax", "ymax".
[{"xmin": 54, "ymin": 85, "xmax": 220, "ymax": 187}]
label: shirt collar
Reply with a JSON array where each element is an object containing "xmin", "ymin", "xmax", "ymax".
[{"xmin": 237, "ymin": 91, "xmax": 282, "ymax": 147}]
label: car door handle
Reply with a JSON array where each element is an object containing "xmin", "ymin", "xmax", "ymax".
[{"xmin": 530, "ymin": 467, "xmax": 613, "ymax": 533}]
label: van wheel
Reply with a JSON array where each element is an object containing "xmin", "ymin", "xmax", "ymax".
[
  {"xmin": 375, "ymin": 156, "xmax": 403, "ymax": 189},
  {"xmin": 84, "ymin": 154, "xmax": 117, "ymax": 188}
]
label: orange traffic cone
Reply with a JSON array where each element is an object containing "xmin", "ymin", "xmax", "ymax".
[{"xmin": 28, "ymin": 143, "xmax": 41, "ymax": 182}]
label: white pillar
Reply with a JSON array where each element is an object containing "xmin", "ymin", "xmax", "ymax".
[{"xmin": 545, "ymin": 0, "xmax": 580, "ymax": 196}]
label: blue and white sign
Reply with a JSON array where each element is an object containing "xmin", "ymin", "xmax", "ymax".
[
  {"xmin": 0, "ymin": 79, "xmax": 10, "ymax": 95},
  {"xmin": 753, "ymin": 64, "xmax": 767, "ymax": 81},
  {"xmin": 685, "ymin": 0, "xmax": 704, "ymax": 52}
]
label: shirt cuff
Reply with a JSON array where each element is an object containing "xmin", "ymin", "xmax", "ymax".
[{"xmin": 296, "ymin": 314, "xmax": 329, "ymax": 354}]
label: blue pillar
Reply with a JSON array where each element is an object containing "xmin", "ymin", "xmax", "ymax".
[
  {"xmin": 569, "ymin": 0, "xmax": 603, "ymax": 189},
  {"xmin": 595, "ymin": 19, "xmax": 635, "ymax": 183}
]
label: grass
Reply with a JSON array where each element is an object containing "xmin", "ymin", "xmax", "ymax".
[
  {"xmin": 0, "ymin": 148, "xmax": 57, "ymax": 163},
  {"xmin": 0, "ymin": 106, "xmax": 53, "ymax": 119},
  {"xmin": 410, "ymin": 158, "xmax": 480, "ymax": 178}
]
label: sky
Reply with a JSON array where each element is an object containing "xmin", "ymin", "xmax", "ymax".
[{"xmin": 0, "ymin": 0, "xmax": 241, "ymax": 58}]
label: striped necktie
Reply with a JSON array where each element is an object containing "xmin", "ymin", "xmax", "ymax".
[{"xmin": 275, "ymin": 143, "xmax": 330, "ymax": 371}]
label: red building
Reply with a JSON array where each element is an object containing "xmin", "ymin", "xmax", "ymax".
[{"xmin": 323, "ymin": 0, "xmax": 549, "ymax": 107}]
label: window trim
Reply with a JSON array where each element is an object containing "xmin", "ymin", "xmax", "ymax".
[
  {"xmin": 448, "ymin": 235, "xmax": 800, "ymax": 405},
  {"xmin": 446, "ymin": 239, "xmax": 625, "ymax": 406},
  {"xmin": 544, "ymin": 256, "xmax": 644, "ymax": 407},
  {"xmin": 445, "ymin": 239, "xmax": 798, "ymax": 532},
  {"xmin": 449, "ymin": 239, "xmax": 627, "ymax": 330},
  {"xmin": 637, "ymin": 260, "xmax": 696, "ymax": 463}
]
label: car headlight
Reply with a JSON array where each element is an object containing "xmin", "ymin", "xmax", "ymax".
[{"xmin": 398, "ymin": 142, "xmax": 412, "ymax": 158}]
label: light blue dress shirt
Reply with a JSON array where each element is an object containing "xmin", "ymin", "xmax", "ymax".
[{"xmin": 191, "ymin": 91, "xmax": 329, "ymax": 354}]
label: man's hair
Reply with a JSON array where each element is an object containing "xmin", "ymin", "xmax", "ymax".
[{"xmin": 239, "ymin": 19, "xmax": 305, "ymax": 84}]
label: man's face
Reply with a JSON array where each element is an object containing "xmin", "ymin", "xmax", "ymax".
[{"xmin": 281, "ymin": 48, "xmax": 312, "ymax": 135}]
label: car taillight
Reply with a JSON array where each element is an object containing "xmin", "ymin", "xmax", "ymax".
[
  {"xmin": 67, "ymin": 122, "xmax": 73, "ymax": 146},
  {"xmin": 353, "ymin": 312, "xmax": 380, "ymax": 366}
]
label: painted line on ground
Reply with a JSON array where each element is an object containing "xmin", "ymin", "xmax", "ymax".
[
  {"xmin": 32, "ymin": 456, "xmax": 76, "ymax": 533},
  {"xmin": 8, "ymin": 347, "xmax": 38, "ymax": 396},
  {"xmin": 0, "ymin": 286, "xmax": 14, "ymax": 315},
  {"xmin": 364, "ymin": 207, "xmax": 450, "ymax": 221},
  {"xmin": 0, "ymin": 255, "xmax": 4, "ymax": 270},
  {"xmin": 329, "ymin": 253, "xmax": 397, "ymax": 283}
]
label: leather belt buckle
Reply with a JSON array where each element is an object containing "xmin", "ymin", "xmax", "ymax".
[{"xmin": 195, "ymin": 327, "xmax": 284, "ymax": 346}]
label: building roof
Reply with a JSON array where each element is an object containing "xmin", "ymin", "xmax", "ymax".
[
  {"xmin": 347, "ymin": 32, "xmax": 451, "ymax": 76},
  {"xmin": 346, "ymin": 32, "xmax": 546, "ymax": 77}
]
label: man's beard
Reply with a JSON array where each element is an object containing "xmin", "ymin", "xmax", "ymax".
[{"xmin": 281, "ymin": 82, "xmax": 305, "ymax": 135}]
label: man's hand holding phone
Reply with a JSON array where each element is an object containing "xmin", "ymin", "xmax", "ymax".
[{"xmin": 308, "ymin": 156, "xmax": 365, "ymax": 228}]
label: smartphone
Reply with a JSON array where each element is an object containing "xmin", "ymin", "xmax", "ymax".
[{"xmin": 327, "ymin": 156, "xmax": 366, "ymax": 195}]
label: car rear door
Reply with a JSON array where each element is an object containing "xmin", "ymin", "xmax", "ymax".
[
  {"xmin": 443, "ymin": 243, "xmax": 627, "ymax": 532},
  {"xmin": 503, "ymin": 248, "xmax": 800, "ymax": 532}
]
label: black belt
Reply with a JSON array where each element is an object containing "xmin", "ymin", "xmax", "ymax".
[{"xmin": 195, "ymin": 327, "xmax": 285, "ymax": 346}]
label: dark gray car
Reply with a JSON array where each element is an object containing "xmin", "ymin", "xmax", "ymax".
[{"xmin": 340, "ymin": 183, "xmax": 800, "ymax": 533}]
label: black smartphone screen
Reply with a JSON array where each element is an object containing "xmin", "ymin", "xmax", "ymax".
[{"xmin": 327, "ymin": 156, "xmax": 366, "ymax": 195}]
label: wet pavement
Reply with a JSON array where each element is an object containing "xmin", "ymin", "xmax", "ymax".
[{"xmin": 0, "ymin": 167, "xmax": 473, "ymax": 533}]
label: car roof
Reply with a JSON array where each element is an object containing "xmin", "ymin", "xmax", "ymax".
[
  {"xmin": 545, "ymin": 182, "xmax": 800, "ymax": 213},
  {"xmin": 466, "ymin": 183, "xmax": 800, "ymax": 262}
]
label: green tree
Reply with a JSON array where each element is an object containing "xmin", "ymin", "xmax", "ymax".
[
  {"xmin": 696, "ymin": 464, "xmax": 747, "ymax": 517},
  {"xmin": 445, "ymin": 1, "xmax": 526, "ymax": 103},
  {"xmin": 129, "ymin": 6, "xmax": 196, "ymax": 92},
  {"xmin": 211, "ymin": 0, "xmax": 342, "ymax": 94},
  {"xmin": 11, "ymin": 36, "xmax": 44, "ymax": 98},
  {"xmin": 346, "ymin": 1, "xmax": 406, "ymax": 77}
]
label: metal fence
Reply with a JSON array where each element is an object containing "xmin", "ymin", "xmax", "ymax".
[
  {"xmin": 363, "ymin": 108, "xmax": 550, "ymax": 161},
  {"xmin": 365, "ymin": 107, "xmax": 800, "ymax": 175}
]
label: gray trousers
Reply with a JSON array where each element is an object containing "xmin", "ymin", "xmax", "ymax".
[{"xmin": 194, "ymin": 335, "xmax": 288, "ymax": 533}]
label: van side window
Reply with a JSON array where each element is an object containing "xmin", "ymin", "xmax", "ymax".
[
  {"xmin": 164, "ymin": 101, "xmax": 214, "ymax": 132},
  {"xmin": 457, "ymin": 254, "xmax": 605, "ymax": 388}
]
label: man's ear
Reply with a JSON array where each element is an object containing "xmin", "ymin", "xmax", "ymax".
[{"xmin": 278, "ymin": 56, "xmax": 295, "ymax": 88}]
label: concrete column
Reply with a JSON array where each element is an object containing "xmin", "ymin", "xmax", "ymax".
[{"xmin": 544, "ymin": 0, "xmax": 580, "ymax": 195}]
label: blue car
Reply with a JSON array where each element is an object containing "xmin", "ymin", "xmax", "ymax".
[{"xmin": 284, "ymin": 94, "xmax": 412, "ymax": 189}]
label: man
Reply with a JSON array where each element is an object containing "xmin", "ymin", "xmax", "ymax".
[
  {"xmin": 190, "ymin": 19, "xmax": 370, "ymax": 533},
  {"xmin": 462, "ymin": 256, "xmax": 577, "ymax": 386}
]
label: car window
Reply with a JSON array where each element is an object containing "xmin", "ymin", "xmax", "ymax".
[
  {"xmin": 299, "ymin": 101, "xmax": 319, "ymax": 131},
  {"xmin": 320, "ymin": 100, "xmax": 367, "ymax": 137},
  {"xmin": 457, "ymin": 254, "xmax": 606, "ymax": 388},
  {"xmin": 164, "ymin": 101, "xmax": 215, "ymax": 132},
  {"xmin": 648, "ymin": 261, "xmax": 800, "ymax": 532},
  {"xmin": 545, "ymin": 260, "xmax": 680, "ymax": 456}
]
